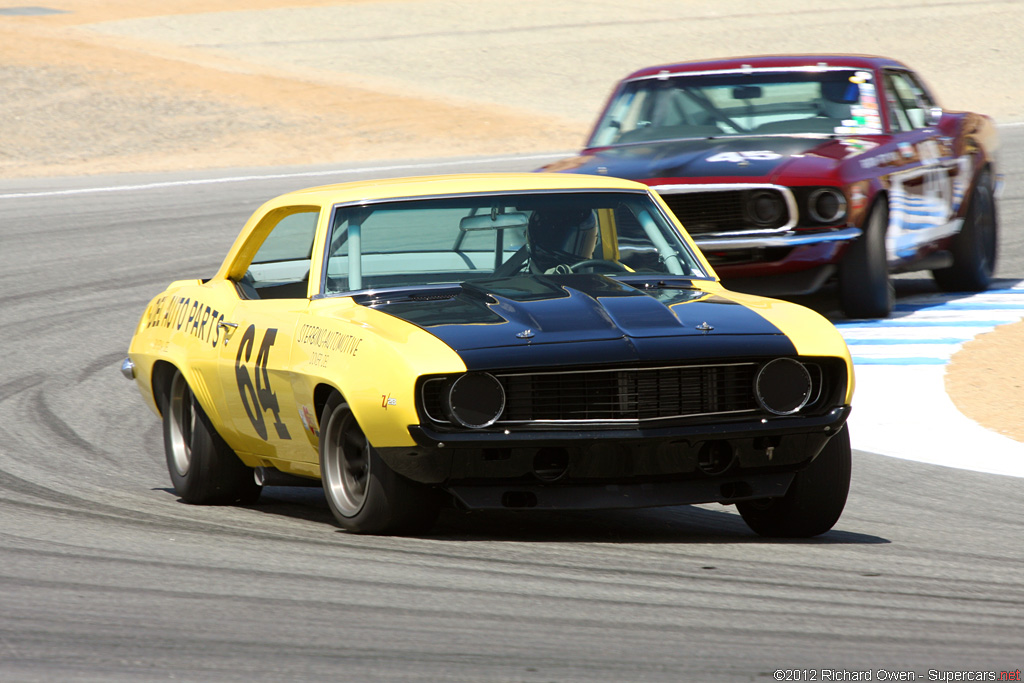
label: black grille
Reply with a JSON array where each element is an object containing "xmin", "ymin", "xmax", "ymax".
[
  {"xmin": 423, "ymin": 363, "xmax": 760, "ymax": 426},
  {"xmin": 659, "ymin": 189, "xmax": 789, "ymax": 235}
]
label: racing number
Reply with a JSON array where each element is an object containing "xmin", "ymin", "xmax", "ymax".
[
  {"xmin": 235, "ymin": 325, "xmax": 291, "ymax": 441},
  {"xmin": 706, "ymin": 150, "xmax": 782, "ymax": 163}
]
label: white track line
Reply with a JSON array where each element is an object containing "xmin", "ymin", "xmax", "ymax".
[{"xmin": 0, "ymin": 153, "xmax": 568, "ymax": 200}]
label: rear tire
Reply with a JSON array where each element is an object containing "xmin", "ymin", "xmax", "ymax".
[
  {"xmin": 737, "ymin": 427, "xmax": 851, "ymax": 538},
  {"xmin": 839, "ymin": 198, "xmax": 894, "ymax": 319},
  {"xmin": 319, "ymin": 393, "xmax": 440, "ymax": 534},
  {"xmin": 163, "ymin": 369, "xmax": 262, "ymax": 505},
  {"xmin": 933, "ymin": 169, "xmax": 997, "ymax": 292}
]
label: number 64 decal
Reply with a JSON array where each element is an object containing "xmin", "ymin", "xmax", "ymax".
[{"xmin": 235, "ymin": 325, "xmax": 291, "ymax": 441}]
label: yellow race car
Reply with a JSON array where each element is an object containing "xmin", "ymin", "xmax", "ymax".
[{"xmin": 123, "ymin": 173, "xmax": 854, "ymax": 537}]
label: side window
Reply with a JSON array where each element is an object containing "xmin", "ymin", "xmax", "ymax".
[
  {"xmin": 886, "ymin": 71, "xmax": 933, "ymax": 131},
  {"xmin": 241, "ymin": 208, "xmax": 319, "ymax": 299}
]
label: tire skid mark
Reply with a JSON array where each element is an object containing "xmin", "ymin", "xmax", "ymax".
[
  {"xmin": 0, "ymin": 301, "xmax": 140, "ymax": 343},
  {"xmin": 0, "ymin": 568, "xmax": 1001, "ymax": 634},
  {"xmin": 0, "ymin": 374, "xmax": 43, "ymax": 404},
  {"xmin": 0, "ymin": 569, "xmax": 1018, "ymax": 655},
  {"xmin": 1, "ymin": 539, "xmax": 1021, "ymax": 618},
  {"xmin": 0, "ymin": 478, "xmax": 902, "ymax": 599},
  {"xmin": 77, "ymin": 351, "xmax": 133, "ymax": 384},
  {"xmin": 29, "ymin": 387, "xmax": 119, "ymax": 466},
  {"xmin": 4, "ymin": 497, "xmax": 1021, "ymax": 620},
  {"xmin": 0, "ymin": 472, "xmax": 321, "ymax": 542},
  {"xmin": 0, "ymin": 467, "xmax": 142, "ymax": 516},
  {"xmin": 0, "ymin": 275, "xmax": 180, "ymax": 309}
]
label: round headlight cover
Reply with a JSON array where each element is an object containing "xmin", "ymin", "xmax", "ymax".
[
  {"xmin": 445, "ymin": 372, "xmax": 505, "ymax": 428},
  {"xmin": 808, "ymin": 188, "xmax": 848, "ymax": 223},
  {"xmin": 755, "ymin": 358, "xmax": 813, "ymax": 415},
  {"xmin": 745, "ymin": 190, "xmax": 785, "ymax": 227}
]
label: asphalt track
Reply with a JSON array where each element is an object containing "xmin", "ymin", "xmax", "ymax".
[{"xmin": 1, "ymin": 132, "xmax": 1023, "ymax": 680}]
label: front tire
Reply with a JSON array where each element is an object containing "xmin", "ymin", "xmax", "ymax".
[
  {"xmin": 163, "ymin": 369, "xmax": 262, "ymax": 505},
  {"xmin": 839, "ymin": 197, "xmax": 894, "ymax": 319},
  {"xmin": 933, "ymin": 169, "xmax": 997, "ymax": 292},
  {"xmin": 737, "ymin": 427, "xmax": 852, "ymax": 538},
  {"xmin": 319, "ymin": 393, "xmax": 440, "ymax": 534}
]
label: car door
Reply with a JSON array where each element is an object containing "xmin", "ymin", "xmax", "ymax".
[
  {"xmin": 214, "ymin": 207, "xmax": 321, "ymax": 465},
  {"xmin": 881, "ymin": 69, "xmax": 960, "ymax": 261}
]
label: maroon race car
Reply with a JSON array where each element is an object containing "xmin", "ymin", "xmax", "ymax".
[{"xmin": 542, "ymin": 54, "xmax": 1000, "ymax": 318}]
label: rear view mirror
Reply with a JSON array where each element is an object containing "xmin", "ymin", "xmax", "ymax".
[
  {"xmin": 732, "ymin": 86, "xmax": 762, "ymax": 100},
  {"xmin": 459, "ymin": 212, "xmax": 530, "ymax": 232}
]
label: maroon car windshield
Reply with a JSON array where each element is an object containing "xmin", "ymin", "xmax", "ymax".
[{"xmin": 589, "ymin": 68, "xmax": 884, "ymax": 146}]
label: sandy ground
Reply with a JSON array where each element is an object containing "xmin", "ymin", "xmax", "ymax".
[
  {"xmin": 1, "ymin": 0, "xmax": 1021, "ymax": 440},
  {"xmin": 946, "ymin": 319, "xmax": 1024, "ymax": 441}
]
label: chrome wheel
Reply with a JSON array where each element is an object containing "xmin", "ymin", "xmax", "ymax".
[
  {"xmin": 318, "ymin": 393, "xmax": 443, "ymax": 534},
  {"xmin": 161, "ymin": 367, "xmax": 261, "ymax": 505},
  {"xmin": 166, "ymin": 370, "xmax": 195, "ymax": 477},
  {"xmin": 322, "ymin": 406, "xmax": 370, "ymax": 516}
]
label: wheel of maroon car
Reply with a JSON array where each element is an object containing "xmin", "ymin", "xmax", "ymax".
[
  {"xmin": 838, "ymin": 197, "xmax": 894, "ymax": 319},
  {"xmin": 737, "ymin": 427, "xmax": 851, "ymax": 538},
  {"xmin": 163, "ymin": 368, "xmax": 262, "ymax": 505},
  {"xmin": 319, "ymin": 393, "xmax": 440, "ymax": 535},
  {"xmin": 932, "ymin": 169, "xmax": 997, "ymax": 293}
]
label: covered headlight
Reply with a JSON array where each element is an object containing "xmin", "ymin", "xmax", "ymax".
[
  {"xmin": 808, "ymin": 188, "xmax": 848, "ymax": 223},
  {"xmin": 444, "ymin": 372, "xmax": 505, "ymax": 428},
  {"xmin": 744, "ymin": 190, "xmax": 786, "ymax": 227},
  {"xmin": 755, "ymin": 358, "xmax": 813, "ymax": 415}
]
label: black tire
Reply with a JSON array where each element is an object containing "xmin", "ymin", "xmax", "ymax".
[
  {"xmin": 319, "ymin": 393, "xmax": 440, "ymax": 535},
  {"xmin": 932, "ymin": 169, "xmax": 997, "ymax": 292},
  {"xmin": 839, "ymin": 197, "xmax": 894, "ymax": 319},
  {"xmin": 737, "ymin": 427, "xmax": 852, "ymax": 538},
  {"xmin": 163, "ymin": 369, "xmax": 262, "ymax": 505}
]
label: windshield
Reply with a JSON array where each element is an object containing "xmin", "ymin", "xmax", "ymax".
[
  {"xmin": 589, "ymin": 68, "xmax": 883, "ymax": 146},
  {"xmin": 322, "ymin": 190, "xmax": 706, "ymax": 294}
]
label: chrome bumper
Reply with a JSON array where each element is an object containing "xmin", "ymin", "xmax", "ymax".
[
  {"xmin": 694, "ymin": 226, "xmax": 862, "ymax": 251},
  {"xmin": 120, "ymin": 357, "xmax": 135, "ymax": 380}
]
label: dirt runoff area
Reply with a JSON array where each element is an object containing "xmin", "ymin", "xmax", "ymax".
[{"xmin": 2, "ymin": 0, "xmax": 1022, "ymax": 441}]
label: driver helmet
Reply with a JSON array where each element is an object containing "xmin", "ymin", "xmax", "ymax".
[
  {"xmin": 819, "ymin": 78, "xmax": 859, "ymax": 119},
  {"xmin": 526, "ymin": 207, "xmax": 598, "ymax": 274}
]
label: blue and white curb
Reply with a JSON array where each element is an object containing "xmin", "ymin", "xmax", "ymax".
[
  {"xmin": 836, "ymin": 282, "xmax": 1024, "ymax": 477},
  {"xmin": 834, "ymin": 285, "xmax": 1024, "ymax": 366}
]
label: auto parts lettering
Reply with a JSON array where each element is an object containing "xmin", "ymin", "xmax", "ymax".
[{"xmin": 143, "ymin": 295, "xmax": 225, "ymax": 347}]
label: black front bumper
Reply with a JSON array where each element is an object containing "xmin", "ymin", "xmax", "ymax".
[{"xmin": 377, "ymin": 406, "xmax": 851, "ymax": 510}]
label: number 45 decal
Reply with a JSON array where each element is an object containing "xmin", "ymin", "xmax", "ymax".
[
  {"xmin": 706, "ymin": 150, "xmax": 782, "ymax": 162},
  {"xmin": 235, "ymin": 325, "xmax": 291, "ymax": 441}
]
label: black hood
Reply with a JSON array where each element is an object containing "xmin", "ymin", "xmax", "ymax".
[
  {"xmin": 566, "ymin": 136, "xmax": 837, "ymax": 180},
  {"xmin": 365, "ymin": 275, "xmax": 796, "ymax": 370}
]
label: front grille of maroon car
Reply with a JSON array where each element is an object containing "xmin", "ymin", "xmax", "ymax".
[
  {"xmin": 422, "ymin": 362, "xmax": 794, "ymax": 428},
  {"xmin": 658, "ymin": 189, "xmax": 789, "ymax": 235}
]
